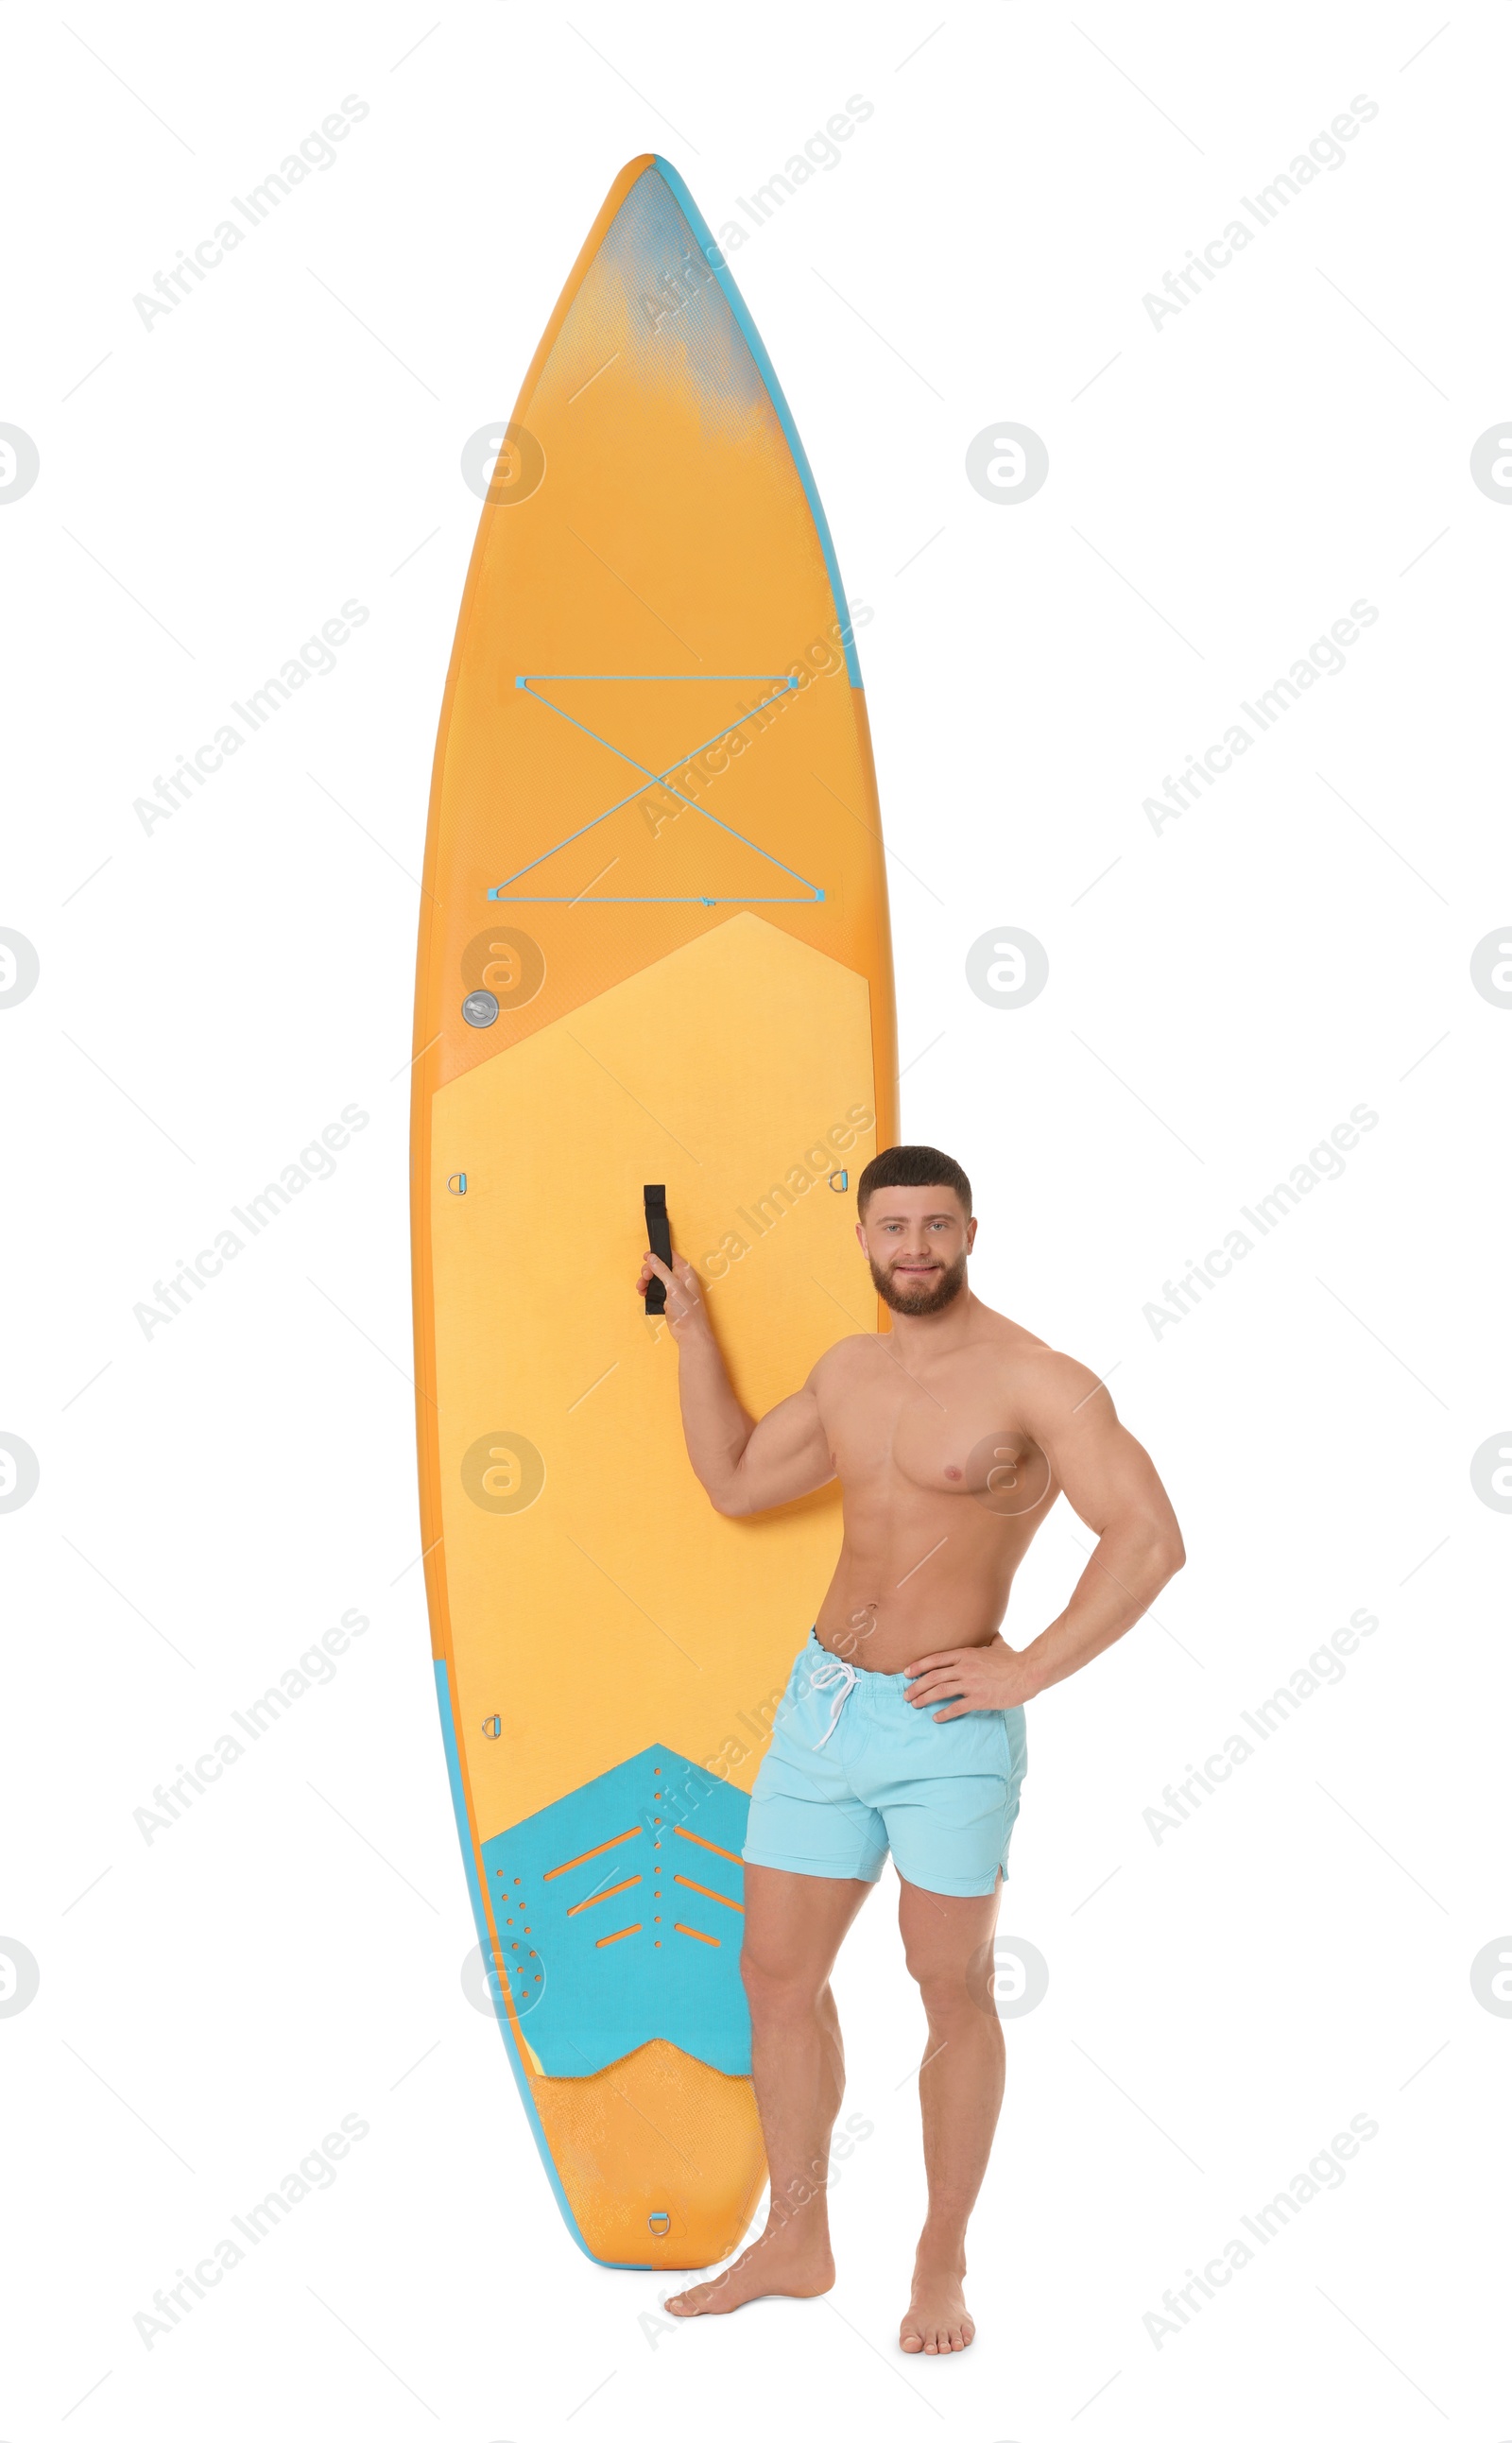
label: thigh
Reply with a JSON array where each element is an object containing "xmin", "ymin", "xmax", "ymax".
[
  {"xmin": 897, "ymin": 1872, "xmax": 1004, "ymax": 1999},
  {"xmin": 741, "ymin": 1863, "xmax": 873, "ymax": 1989}
]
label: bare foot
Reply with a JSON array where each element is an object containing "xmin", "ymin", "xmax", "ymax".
[
  {"xmin": 901, "ymin": 2262, "xmax": 975, "ymax": 2354},
  {"xmin": 666, "ymin": 2220, "xmax": 833, "ymax": 2317}
]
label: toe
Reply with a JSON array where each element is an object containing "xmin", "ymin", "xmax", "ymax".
[{"xmin": 901, "ymin": 2329, "xmax": 923, "ymax": 2354}]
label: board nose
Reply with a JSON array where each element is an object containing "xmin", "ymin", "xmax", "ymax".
[{"xmin": 579, "ymin": 155, "xmax": 766, "ymax": 426}]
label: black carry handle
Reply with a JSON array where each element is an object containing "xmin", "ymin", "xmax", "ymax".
[{"xmin": 644, "ymin": 1184, "xmax": 673, "ymax": 1315}]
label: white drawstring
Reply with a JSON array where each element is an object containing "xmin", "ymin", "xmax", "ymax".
[{"xmin": 809, "ymin": 1658, "xmax": 858, "ymax": 1749}]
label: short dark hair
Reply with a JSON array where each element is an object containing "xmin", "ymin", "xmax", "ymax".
[{"xmin": 856, "ymin": 1144, "xmax": 972, "ymax": 1219}]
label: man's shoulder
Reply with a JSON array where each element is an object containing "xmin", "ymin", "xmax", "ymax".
[
  {"xmin": 969, "ymin": 1307, "xmax": 1108, "ymax": 1412},
  {"xmin": 811, "ymin": 1331, "xmax": 886, "ymax": 1385}
]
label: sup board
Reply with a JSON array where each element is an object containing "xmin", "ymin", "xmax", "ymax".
[{"xmin": 411, "ymin": 154, "xmax": 896, "ymax": 2271}]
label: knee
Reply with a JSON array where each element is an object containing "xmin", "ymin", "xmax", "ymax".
[
  {"xmin": 741, "ymin": 1949, "xmax": 826, "ymax": 2022},
  {"xmin": 904, "ymin": 1955, "xmax": 977, "ymax": 2025}
]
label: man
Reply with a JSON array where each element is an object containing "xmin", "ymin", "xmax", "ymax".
[{"xmin": 637, "ymin": 1144, "xmax": 1184, "ymax": 2355}]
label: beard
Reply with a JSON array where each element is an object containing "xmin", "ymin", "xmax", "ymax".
[{"xmin": 869, "ymin": 1248, "xmax": 969, "ymax": 1316}]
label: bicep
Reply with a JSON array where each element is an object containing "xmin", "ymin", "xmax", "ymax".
[
  {"xmin": 726, "ymin": 1382, "xmax": 834, "ymax": 1516},
  {"xmin": 1024, "ymin": 1362, "xmax": 1179, "ymax": 1540}
]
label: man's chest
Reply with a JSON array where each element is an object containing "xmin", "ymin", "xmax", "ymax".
[{"xmin": 821, "ymin": 1359, "xmax": 1047, "ymax": 1508}]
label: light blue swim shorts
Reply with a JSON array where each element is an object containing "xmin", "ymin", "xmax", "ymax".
[{"xmin": 743, "ymin": 1627, "xmax": 1028, "ymax": 1900}]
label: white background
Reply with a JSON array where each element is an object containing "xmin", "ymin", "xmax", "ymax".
[{"xmin": 4, "ymin": 2, "xmax": 1509, "ymax": 2435}]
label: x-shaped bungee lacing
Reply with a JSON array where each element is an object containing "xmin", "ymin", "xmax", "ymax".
[{"xmin": 487, "ymin": 674, "xmax": 825, "ymax": 903}]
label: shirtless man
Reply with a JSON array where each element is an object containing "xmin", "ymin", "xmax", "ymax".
[{"xmin": 636, "ymin": 1143, "xmax": 1184, "ymax": 2355}]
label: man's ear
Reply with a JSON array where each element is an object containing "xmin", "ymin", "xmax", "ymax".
[{"xmin": 966, "ymin": 1216, "xmax": 978, "ymax": 1251}]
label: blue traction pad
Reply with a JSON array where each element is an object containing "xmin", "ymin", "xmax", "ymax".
[{"xmin": 480, "ymin": 1745, "xmax": 751, "ymax": 2078}]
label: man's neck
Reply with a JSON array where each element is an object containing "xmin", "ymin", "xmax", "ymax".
[{"xmin": 885, "ymin": 1283, "xmax": 981, "ymax": 1361}]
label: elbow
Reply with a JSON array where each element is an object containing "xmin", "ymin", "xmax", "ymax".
[
  {"xmin": 1153, "ymin": 1524, "xmax": 1186, "ymax": 1580},
  {"xmin": 708, "ymin": 1479, "xmax": 750, "ymax": 1520},
  {"xmin": 1123, "ymin": 1505, "xmax": 1183, "ymax": 1582}
]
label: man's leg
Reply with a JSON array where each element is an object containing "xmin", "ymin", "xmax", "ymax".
[
  {"xmin": 896, "ymin": 1873, "xmax": 1005, "ymax": 2353},
  {"xmin": 666, "ymin": 1864, "xmax": 872, "ymax": 2315}
]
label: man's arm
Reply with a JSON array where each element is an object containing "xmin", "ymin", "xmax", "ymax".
[
  {"xmin": 637, "ymin": 1248, "xmax": 835, "ymax": 1518},
  {"xmin": 908, "ymin": 1351, "xmax": 1185, "ymax": 1717}
]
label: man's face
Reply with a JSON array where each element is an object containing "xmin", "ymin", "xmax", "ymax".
[{"xmin": 856, "ymin": 1185, "xmax": 976, "ymax": 1316}]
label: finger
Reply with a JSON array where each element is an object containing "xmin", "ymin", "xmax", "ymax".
[
  {"xmin": 906, "ymin": 1665, "xmax": 968, "ymax": 1695},
  {"xmin": 932, "ymin": 1702, "xmax": 973, "ymax": 1722},
  {"xmin": 644, "ymin": 1251, "xmax": 675, "ymax": 1283},
  {"xmin": 904, "ymin": 1649, "xmax": 967, "ymax": 1677},
  {"xmin": 908, "ymin": 1677, "xmax": 969, "ymax": 1707}
]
